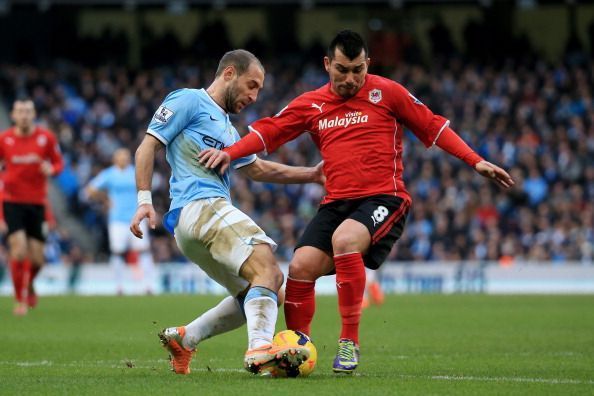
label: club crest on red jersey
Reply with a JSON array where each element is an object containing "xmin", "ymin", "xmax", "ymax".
[
  {"xmin": 369, "ymin": 89, "xmax": 382, "ymax": 104},
  {"xmin": 37, "ymin": 134, "xmax": 47, "ymax": 147}
]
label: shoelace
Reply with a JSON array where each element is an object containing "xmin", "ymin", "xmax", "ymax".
[{"xmin": 338, "ymin": 341, "xmax": 355, "ymax": 361}]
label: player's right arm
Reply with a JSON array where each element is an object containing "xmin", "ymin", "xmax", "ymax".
[
  {"xmin": 85, "ymin": 169, "xmax": 108, "ymax": 202},
  {"xmin": 199, "ymin": 97, "xmax": 310, "ymax": 173},
  {"xmin": 130, "ymin": 135, "xmax": 163, "ymax": 239},
  {"xmin": 130, "ymin": 89, "xmax": 198, "ymax": 239}
]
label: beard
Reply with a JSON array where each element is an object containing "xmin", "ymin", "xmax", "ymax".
[{"xmin": 223, "ymin": 83, "xmax": 241, "ymax": 114}]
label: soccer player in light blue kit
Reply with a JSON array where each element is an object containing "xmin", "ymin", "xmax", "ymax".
[
  {"xmin": 86, "ymin": 148, "xmax": 156, "ymax": 294},
  {"xmin": 130, "ymin": 50, "xmax": 323, "ymax": 375}
]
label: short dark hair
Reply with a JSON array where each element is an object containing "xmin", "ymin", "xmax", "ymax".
[
  {"xmin": 327, "ymin": 30, "xmax": 368, "ymax": 60},
  {"xmin": 215, "ymin": 49, "xmax": 264, "ymax": 77}
]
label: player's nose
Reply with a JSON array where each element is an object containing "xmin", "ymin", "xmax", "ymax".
[{"xmin": 344, "ymin": 73, "xmax": 356, "ymax": 86}]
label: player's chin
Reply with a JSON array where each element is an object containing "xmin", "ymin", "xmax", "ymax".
[
  {"xmin": 230, "ymin": 102, "xmax": 246, "ymax": 114},
  {"xmin": 338, "ymin": 87, "xmax": 358, "ymax": 98}
]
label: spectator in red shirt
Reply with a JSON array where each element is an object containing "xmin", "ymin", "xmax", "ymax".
[
  {"xmin": 200, "ymin": 30, "xmax": 514, "ymax": 373},
  {"xmin": 0, "ymin": 98, "xmax": 64, "ymax": 316}
]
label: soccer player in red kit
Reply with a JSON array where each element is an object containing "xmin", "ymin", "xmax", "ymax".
[
  {"xmin": 0, "ymin": 98, "xmax": 64, "ymax": 315},
  {"xmin": 200, "ymin": 30, "xmax": 514, "ymax": 373}
]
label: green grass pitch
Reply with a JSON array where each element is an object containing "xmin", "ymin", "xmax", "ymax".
[{"xmin": 1, "ymin": 294, "xmax": 593, "ymax": 395}]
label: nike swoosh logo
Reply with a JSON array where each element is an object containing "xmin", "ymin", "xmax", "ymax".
[{"xmin": 210, "ymin": 115, "xmax": 218, "ymax": 121}]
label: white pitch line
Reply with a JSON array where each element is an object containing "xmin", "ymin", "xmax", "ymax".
[
  {"xmin": 398, "ymin": 374, "xmax": 594, "ymax": 386},
  {"xmin": 1, "ymin": 360, "xmax": 593, "ymax": 385}
]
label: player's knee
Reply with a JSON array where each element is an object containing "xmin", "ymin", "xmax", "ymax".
[
  {"xmin": 288, "ymin": 259, "xmax": 322, "ymax": 281},
  {"xmin": 9, "ymin": 249, "xmax": 27, "ymax": 262},
  {"xmin": 331, "ymin": 232, "xmax": 360, "ymax": 254}
]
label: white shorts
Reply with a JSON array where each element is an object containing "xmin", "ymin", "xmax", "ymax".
[
  {"xmin": 109, "ymin": 221, "xmax": 150, "ymax": 254},
  {"xmin": 174, "ymin": 198, "xmax": 277, "ymax": 296}
]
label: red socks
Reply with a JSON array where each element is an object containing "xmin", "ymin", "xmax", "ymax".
[
  {"xmin": 10, "ymin": 258, "xmax": 31, "ymax": 302},
  {"xmin": 30, "ymin": 265, "xmax": 41, "ymax": 283},
  {"xmin": 334, "ymin": 252, "xmax": 366, "ymax": 344},
  {"xmin": 284, "ymin": 277, "xmax": 316, "ymax": 336},
  {"xmin": 9, "ymin": 260, "xmax": 23, "ymax": 302}
]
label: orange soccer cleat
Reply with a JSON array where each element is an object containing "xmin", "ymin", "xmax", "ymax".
[
  {"xmin": 368, "ymin": 281, "xmax": 385, "ymax": 306},
  {"xmin": 158, "ymin": 326, "xmax": 195, "ymax": 374},
  {"xmin": 244, "ymin": 343, "xmax": 310, "ymax": 375}
]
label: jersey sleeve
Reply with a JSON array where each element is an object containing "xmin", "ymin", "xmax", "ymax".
[
  {"xmin": 230, "ymin": 128, "xmax": 257, "ymax": 170},
  {"xmin": 388, "ymin": 82, "xmax": 450, "ymax": 148},
  {"xmin": 46, "ymin": 132, "xmax": 64, "ymax": 175},
  {"xmin": 0, "ymin": 178, "xmax": 4, "ymax": 222},
  {"xmin": 147, "ymin": 89, "xmax": 198, "ymax": 145},
  {"xmin": 248, "ymin": 97, "xmax": 309, "ymax": 154},
  {"xmin": 89, "ymin": 169, "xmax": 110, "ymax": 191}
]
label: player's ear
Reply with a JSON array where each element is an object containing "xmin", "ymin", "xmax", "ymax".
[
  {"xmin": 323, "ymin": 57, "xmax": 331, "ymax": 72},
  {"xmin": 223, "ymin": 65, "xmax": 236, "ymax": 81}
]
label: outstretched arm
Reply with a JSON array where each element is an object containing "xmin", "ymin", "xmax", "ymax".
[
  {"xmin": 239, "ymin": 158, "xmax": 325, "ymax": 185},
  {"xmin": 130, "ymin": 134, "xmax": 163, "ymax": 239},
  {"xmin": 435, "ymin": 127, "xmax": 514, "ymax": 188},
  {"xmin": 199, "ymin": 132, "xmax": 265, "ymax": 174}
]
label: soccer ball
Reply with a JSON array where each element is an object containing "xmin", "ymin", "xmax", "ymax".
[{"xmin": 271, "ymin": 330, "xmax": 317, "ymax": 377}]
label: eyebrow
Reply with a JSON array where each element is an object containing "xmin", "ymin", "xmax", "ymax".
[
  {"xmin": 335, "ymin": 62, "xmax": 366, "ymax": 69},
  {"xmin": 250, "ymin": 79, "xmax": 263, "ymax": 89}
]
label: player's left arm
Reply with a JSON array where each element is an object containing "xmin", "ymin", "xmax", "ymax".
[
  {"xmin": 41, "ymin": 133, "xmax": 64, "ymax": 176},
  {"xmin": 434, "ymin": 127, "xmax": 514, "ymax": 188},
  {"xmin": 389, "ymin": 82, "xmax": 513, "ymax": 188},
  {"xmin": 239, "ymin": 158, "xmax": 325, "ymax": 185}
]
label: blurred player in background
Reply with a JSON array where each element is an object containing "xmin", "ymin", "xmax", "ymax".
[
  {"xmin": 362, "ymin": 268, "xmax": 384, "ymax": 309},
  {"xmin": 200, "ymin": 30, "xmax": 514, "ymax": 374},
  {"xmin": 86, "ymin": 148, "xmax": 156, "ymax": 295},
  {"xmin": 0, "ymin": 98, "xmax": 64, "ymax": 315},
  {"xmin": 130, "ymin": 49, "xmax": 324, "ymax": 375}
]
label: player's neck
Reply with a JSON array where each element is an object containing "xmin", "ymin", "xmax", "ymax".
[
  {"xmin": 14, "ymin": 125, "xmax": 34, "ymax": 136},
  {"xmin": 206, "ymin": 84, "xmax": 227, "ymax": 113}
]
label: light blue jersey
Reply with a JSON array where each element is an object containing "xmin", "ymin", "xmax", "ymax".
[
  {"xmin": 89, "ymin": 165, "xmax": 137, "ymax": 224},
  {"xmin": 147, "ymin": 88, "xmax": 256, "ymax": 233}
]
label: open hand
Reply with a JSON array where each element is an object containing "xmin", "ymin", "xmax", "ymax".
[
  {"xmin": 474, "ymin": 160, "xmax": 515, "ymax": 188},
  {"xmin": 198, "ymin": 148, "xmax": 231, "ymax": 174},
  {"xmin": 130, "ymin": 204, "xmax": 157, "ymax": 239}
]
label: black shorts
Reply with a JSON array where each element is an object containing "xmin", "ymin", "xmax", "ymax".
[
  {"xmin": 295, "ymin": 194, "xmax": 410, "ymax": 270},
  {"xmin": 3, "ymin": 202, "xmax": 46, "ymax": 242}
]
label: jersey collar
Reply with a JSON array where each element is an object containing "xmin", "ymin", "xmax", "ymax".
[{"xmin": 201, "ymin": 88, "xmax": 228, "ymax": 116}]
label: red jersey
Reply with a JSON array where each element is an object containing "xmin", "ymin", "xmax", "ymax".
[
  {"xmin": 0, "ymin": 127, "xmax": 64, "ymax": 205},
  {"xmin": 0, "ymin": 171, "xmax": 55, "ymax": 224},
  {"xmin": 249, "ymin": 74, "xmax": 449, "ymax": 204}
]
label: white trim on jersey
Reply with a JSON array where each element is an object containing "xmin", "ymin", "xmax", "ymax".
[
  {"xmin": 146, "ymin": 129, "xmax": 168, "ymax": 145},
  {"xmin": 247, "ymin": 126, "xmax": 269, "ymax": 156},
  {"xmin": 202, "ymin": 88, "xmax": 227, "ymax": 114},
  {"xmin": 431, "ymin": 120, "xmax": 451, "ymax": 147},
  {"xmin": 233, "ymin": 155, "xmax": 257, "ymax": 169}
]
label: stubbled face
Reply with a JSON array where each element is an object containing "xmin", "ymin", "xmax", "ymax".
[
  {"xmin": 11, "ymin": 100, "xmax": 36, "ymax": 132},
  {"xmin": 324, "ymin": 48, "xmax": 369, "ymax": 99},
  {"xmin": 223, "ymin": 63, "xmax": 265, "ymax": 114},
  {"xmin": 113, "ymin": 148, "xmax": 131, "ymax": 168}
]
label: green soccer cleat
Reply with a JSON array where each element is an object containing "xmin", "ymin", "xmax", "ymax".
[{"xmin": 332, "ymin": 338, "xmax": 360, "ymax": 374}]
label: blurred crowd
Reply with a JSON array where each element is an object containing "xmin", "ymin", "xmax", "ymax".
[{"xmin": 0, "ymin": 50, "xmax": 592, "ymax": 265}]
